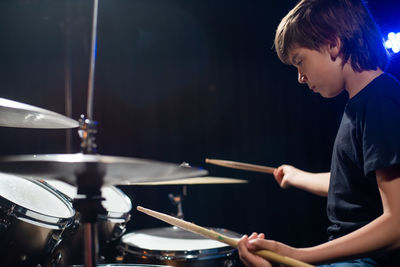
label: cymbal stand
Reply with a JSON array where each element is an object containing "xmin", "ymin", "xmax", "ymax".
[
  {"xmin": 168, "ymin": 185, "xmax": 187, "ymax": 219},
  {"xmin": 75, "ymin": 116, "xmax": 107, "ymax": 267},
  {"xmin": 74, "ymin": 0, "xmax": 102, "ymax": 264},
  {"xmin": 168, "ymin": 162, "xmax": 190, "ymax": 219},
  {"xmin": 78, "ymin": 115, "xmax": 98, "ymax": 154}
]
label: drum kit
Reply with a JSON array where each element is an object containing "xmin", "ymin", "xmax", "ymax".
[
  {"xmin": 0, "ymin": 1, "xmax": 251, "ymax": 266},
  {"xmin": 0, "ymin": 95, "xmax": 250, "ymax": 267}
]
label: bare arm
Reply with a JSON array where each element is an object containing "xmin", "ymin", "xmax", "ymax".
[
  {"xmin": 273, "ymin": 165, "xmax": 330, "ymax": 197},
  {"xmin": 296, "ymin": 165, "xmax": 400, "ymax": 263},
  {"xmin": 240, "ymin": 165, "xmax": 400, "ymax": 265}
]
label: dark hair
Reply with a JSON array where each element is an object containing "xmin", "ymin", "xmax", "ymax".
[{"xmin": 274, "ymin": 0, "xmax": 388, "ymax": 72}]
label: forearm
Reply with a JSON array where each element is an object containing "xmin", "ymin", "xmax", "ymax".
[
  {"xmin": 289, "ymin": 171, "xmax": 330, "ymax": 197},
  {"xmin": 297, "ymin": 213, "xmax": 400, "ymax": 264}
]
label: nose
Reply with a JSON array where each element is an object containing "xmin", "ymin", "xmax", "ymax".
[{"xmin": 298, "ymin": 72, "xmax": 307, "ymax": 84}]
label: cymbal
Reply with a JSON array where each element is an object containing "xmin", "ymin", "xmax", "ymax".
[
  {"xmin": 0, "ymin": 153, "xmax": 207, "ymax": 186},
  {"xmin": 0, "ymin": 97, "xmax": 79, "ymax": 128},
  {"xmin": 124, "ymin": 176, "xmax": 248, "ymax": 185}
]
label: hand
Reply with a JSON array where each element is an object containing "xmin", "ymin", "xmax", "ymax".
[
  {"xmin": 273, "ymin": 164, "xmax": 301, "ymax": 189},
  {"xmin": 238, "ymin": 232, "xmax": 299, "ymax": 267},
  {"xmin": 238, "ymin": 233, "xmax": 273, "ymax": 267}
]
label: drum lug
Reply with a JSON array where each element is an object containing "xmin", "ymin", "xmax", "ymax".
[
  {"xmin": 71, "ymin": 217, "xmax": 81, "ymax": 233},
  {"xmin": 45, "ymin": 233, "xmax": 63, "ymax": 255},
  {"xmin": 8, "ymin": 204, "xmax": 16, "ymax": 215},
  {"xmin": 224, "ymin": 258, "xmax": 235, "ymax": 267},
  {"xmin": 111, "ymin": 223, "xmax": 127, "ymax": 240},
  {"xmin": 0, "ymin": 219, "xmax": 10, "ymax": 231},
  {"xmin": 47, "ymin": 252, "xmax": 62, "ymax": 266},
  {"xmin": 0, "ymin": 205, "xmax": 14, "ymax": 230}
]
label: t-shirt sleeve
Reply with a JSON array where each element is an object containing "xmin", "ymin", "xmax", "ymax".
[{"xmin": 363, "ymin": 94, "xmax": 400, "ymax": 175}]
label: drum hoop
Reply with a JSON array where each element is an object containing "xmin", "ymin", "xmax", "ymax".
[
  {"xmin": 40, "ymin": 179, "xmax": 75, "ymax": 202},
  {"xmin": 0, "ymin": 195, "xmax": 75, "ymax": 229},
  {"xmin": 0, "ymin": 177, "xmax": 75, "ymax": 228}
]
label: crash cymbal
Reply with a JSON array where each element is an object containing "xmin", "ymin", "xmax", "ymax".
[
  {"xmin": 0, "ymin": 153, "xmax": 207, "ymax": 186},
  {"xmin": 0, "ymin": 97, "xmax": 79, "ymax": 128},
  {"xmin": 125, "ymin": 176, "xmax": 248, "ymax": 185}
]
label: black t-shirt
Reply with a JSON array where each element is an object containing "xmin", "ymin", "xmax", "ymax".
[{"xmin": 327, "ymin": 73, "xmax": 400, "ymax": 240}]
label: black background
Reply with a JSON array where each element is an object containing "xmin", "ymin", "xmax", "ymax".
[{"xmin": 0, "ymin": 0, "xmax": 399, "ymax": 249}]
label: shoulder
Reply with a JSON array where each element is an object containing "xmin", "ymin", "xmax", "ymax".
[
  {"xmin": 367, "ymin": 73, "xmax": 400, "ymax": 99},
  {"xmin": 349, "ymin": 73, "xmax": 400, "ymax": 110}
]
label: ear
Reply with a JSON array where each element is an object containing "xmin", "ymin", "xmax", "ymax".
[{"xmin": 328, "ymin": 38, "xmax": 341, "ymax": 61}]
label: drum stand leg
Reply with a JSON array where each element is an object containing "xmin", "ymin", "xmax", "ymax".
[
  {"xmin": 83, "ymin": 223, "xmax": 98, "ymax": 267},
  {"xmin": 73, "ymin": 163, "xmax": 106, "ymax": 267}
]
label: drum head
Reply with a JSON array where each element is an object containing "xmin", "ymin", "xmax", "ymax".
[
  {"xmin": 101, "ymin": 186, "xmax": 132, "ymax": 217},
  {"xmin": 0, "ymin": 173, "xmax": 74, "ymax": 219},
  {"xmin": 72, "ymin": 265, "xmax": 172, "ymax": 267},
  {"xmin": 120, "ymin": 227, "xmax": 240, "ymax": 260}
]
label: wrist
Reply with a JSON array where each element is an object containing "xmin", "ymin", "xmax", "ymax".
[
  {"xmin": 285, "ymin": 168, "xmax": 303, "ymax": 188},
  {"xmin": 295, "ymin": 247, "xmax": 321, "ymax": 264}
]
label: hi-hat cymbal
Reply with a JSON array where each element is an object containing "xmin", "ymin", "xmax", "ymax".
[
  {"xmin": 0, "ymin": 153, "xmax": 207, "ymax": 186},
  {"xmin": 125, "ymin": 176, "xmax": 248, "ymax": 185},
  {"xmin": 0, "ymin": 97, "xmax": 79, "ymax": 128}
]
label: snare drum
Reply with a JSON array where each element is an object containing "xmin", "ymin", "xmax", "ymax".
[
  {"xmin": 72, "ymin": 264, "xmax": 172, "ymax": 267},
  {"xmin": 0, "ymin": 173, "xmax": 75, "ymax": 266},
  {"xmin": 44, "ymin": 180, "xmax": 132, "ymax": 265},
  {"xmin": 118, "ymin": 227, "xmax": 243, "ymax": 267}
]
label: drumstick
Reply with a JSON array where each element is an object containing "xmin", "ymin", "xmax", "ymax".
[
  {"xmin": 137, "ymin": 206, "xmax": 314, "ymax": 267},
  {"xmin": 205, "ymin": 158, "xmax": 275, "ymax": 174}
]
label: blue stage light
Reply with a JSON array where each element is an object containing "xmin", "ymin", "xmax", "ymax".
[{"xmin": 385, "ymin": 32, "xmax": 400, "ymax": 54}]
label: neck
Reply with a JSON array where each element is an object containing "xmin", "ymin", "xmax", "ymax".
[{"xmin": 343, "ymin": 65, "xmax": 383, "ymax": 98}]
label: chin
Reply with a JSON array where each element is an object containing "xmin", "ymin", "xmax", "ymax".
[{"xmin": 320, "ymin": 89, "xmax": 344, "ymax": 98}]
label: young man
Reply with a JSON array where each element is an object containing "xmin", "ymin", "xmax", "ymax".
[{"xmin": 237, "ymin": 0, "xmax": 400, "ymax": 266}]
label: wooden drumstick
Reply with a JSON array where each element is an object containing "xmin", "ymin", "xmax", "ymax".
[
  {"xmin": 205, "ymin": 158, "xmax": 276, "ymax": 174},
  {"xmin": 137, "ymin": 206, "xmax": 314, "ymax": 267}
]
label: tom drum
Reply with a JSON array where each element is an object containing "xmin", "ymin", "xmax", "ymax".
[{"xmin": 0, "ymin": 173, "xmax": 75, "ymax": 266}]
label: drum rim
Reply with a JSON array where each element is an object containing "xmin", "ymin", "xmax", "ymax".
[{"xmin": 0, "ymin": 177, "xmax": 75, "ymax": 228}]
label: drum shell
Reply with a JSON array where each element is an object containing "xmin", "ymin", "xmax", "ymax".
[
  {"xmin": 118, "ymin": 227, "xmax": 243, "ymax": 267},
  {"xmin": 0, "ymin": 175, "xmax": 74, "ymax": 267},
  {"xmin": 0, "ymin": 214, "xmax": 66, "ymax": 266}
]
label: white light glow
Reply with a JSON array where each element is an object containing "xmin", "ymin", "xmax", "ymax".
[{"xmin": 385, "ymin": 32, "xmax": 400, "ymax": 54}]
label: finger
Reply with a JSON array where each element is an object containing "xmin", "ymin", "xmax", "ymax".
[
  {"xmin": 238, "ymin": 238, "xmax": 269, "ymax": 267},
  {"xmin": 238, "ymin": 235, "xmax": 254, "ymax": 267},
  {"xmin": 248, "ymin": 238, "xmax": 277, "ymax": 252},
  {"xmin": 249, "ymin": 232, "xmax": 259, "ymax": 240}
]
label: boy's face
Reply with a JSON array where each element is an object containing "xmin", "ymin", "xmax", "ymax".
[{"xmin": 288, "ymin": 45, "xmax": 345, "ymax": 98}]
